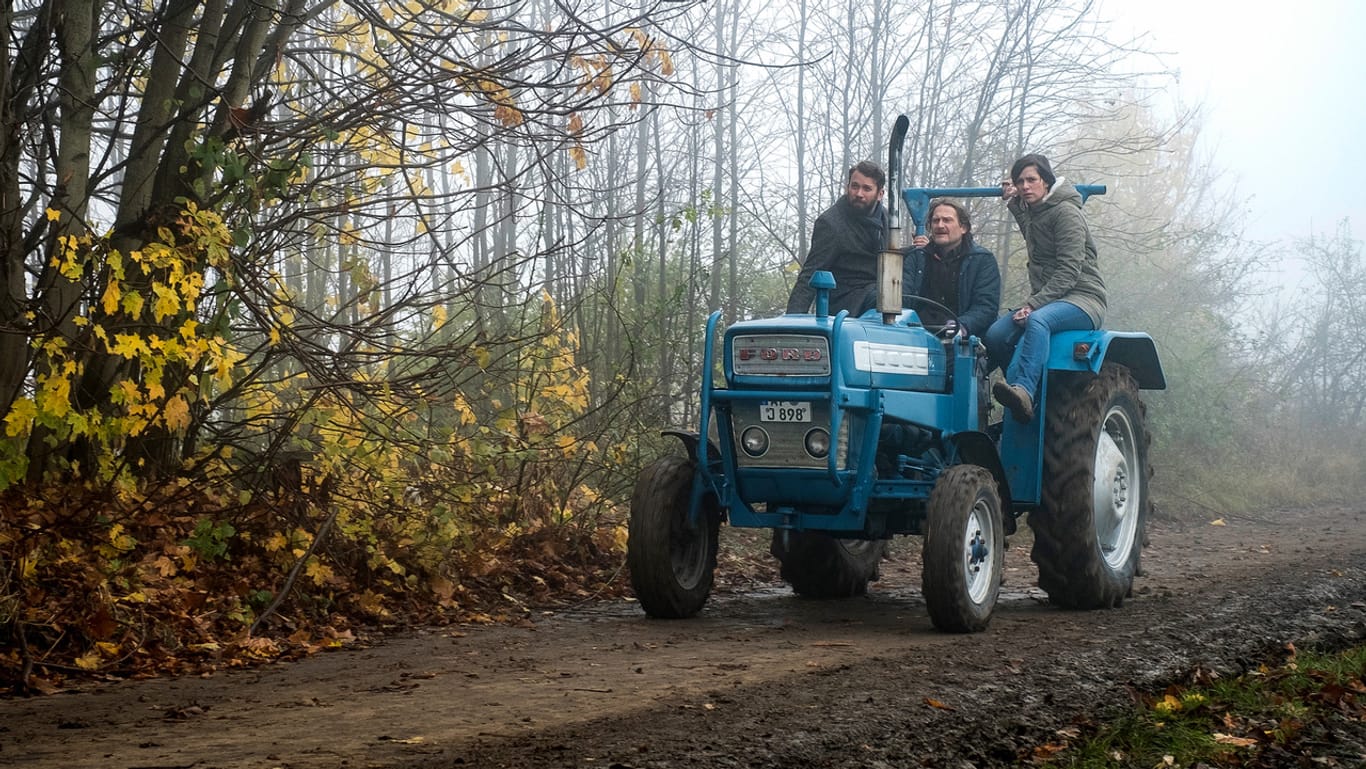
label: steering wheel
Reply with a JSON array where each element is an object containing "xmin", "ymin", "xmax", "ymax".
[{"xmin": 902, "ymin": 295, "xmax": 963, "ymax": 337}]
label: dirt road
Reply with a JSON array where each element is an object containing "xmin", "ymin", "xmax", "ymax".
[{"xmin": 4, "ymin": 506, "xmax": 1366, "ymax": 769}]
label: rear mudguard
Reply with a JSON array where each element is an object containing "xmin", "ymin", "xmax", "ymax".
[
  {"xmin": 1000, "ymin": 329, "xmax": 1165, "ymax": 509},
  {"xmin": 1048, "ymin": 330, "xmax": 1165, "ymax": 390}
]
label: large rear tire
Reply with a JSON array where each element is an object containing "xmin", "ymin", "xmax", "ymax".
[
  {"xmin": 771, "ymin": 531, "xmax": 885, "ymax": 598},
  {"xmin": 1031, "ymin": 364, "xmax": 1151, "ymax": 609},
  {"xmin": 923, "ymin": 465, "xmax": 1003, "ymax": 633},
  {"xmin": 627, "ymin": 456, "xmax": 719, "ymax": 618}
]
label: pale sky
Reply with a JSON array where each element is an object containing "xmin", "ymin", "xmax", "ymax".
[{"xmin": 1108, "ymin": 0, "xmax": 1366, "ymax": 247}]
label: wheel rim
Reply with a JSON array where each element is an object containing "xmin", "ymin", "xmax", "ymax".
[
  {"xmin": 963, "ymin": 498, "xmax": 995, "ymax": 604},
  {"xmin": 1092, "ymin": 404, "xmax": 1140, "ymax": 569},
  {"xmin": 670, "ymin": 515, "xmax": 709, "ymax": 589}
]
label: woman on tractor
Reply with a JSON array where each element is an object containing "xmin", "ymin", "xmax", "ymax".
[{"xmin": 986, "ymin": 154, "xmax": 1107, "ymax": 423}]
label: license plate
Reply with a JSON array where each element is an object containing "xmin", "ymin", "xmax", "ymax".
[{"xmin": 759, "ymin": 401, "xmax": 811, "ymax": 422}]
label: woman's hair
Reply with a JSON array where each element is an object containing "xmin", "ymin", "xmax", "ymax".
[{"xmin": 1011, "ymin": 153, "xmax": 1056, "ymax": 188}]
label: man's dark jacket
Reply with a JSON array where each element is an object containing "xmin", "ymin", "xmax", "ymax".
[
  {"xmin": 786, "ymin": 197, "xmax": 886, "ymax": 314},
  {"xmin": 858, "ymin": 235, "xmax": 1001, "ymax": 338}
]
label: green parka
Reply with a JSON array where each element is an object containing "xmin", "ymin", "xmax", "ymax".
[{"xmin": 1008, "ymin": 180, "xmax": 1107, "ymax": 327}]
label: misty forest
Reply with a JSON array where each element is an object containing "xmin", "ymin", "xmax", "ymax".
[{"xmin": 1, "ymin": 0, "xmax": 1363, "ymax": 684}]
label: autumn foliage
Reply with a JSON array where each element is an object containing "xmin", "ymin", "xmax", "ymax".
[
  {"xmin": 1, "ymin": 207, "xmax": 635, "ymax": 693},
  {"xmin": 1, "ymin": 317, "xmax": 633, "ymax": 694},
  {"xmin": 0, "ymin": 0, "xmax": 704, "ymax": 695}
]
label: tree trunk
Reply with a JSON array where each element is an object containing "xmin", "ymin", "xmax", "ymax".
[{"xmin": 26, "ymin": 0, "xmax": 98, "ymax": 480}]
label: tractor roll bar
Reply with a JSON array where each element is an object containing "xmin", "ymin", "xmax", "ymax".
[{"xmin": 902, "ymin": 185, "xmax": 1107, "ymax": 236}]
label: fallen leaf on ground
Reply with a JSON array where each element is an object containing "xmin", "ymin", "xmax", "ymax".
[
  {"xmin": 1213, "ymin": 732, "xmax": 1258, "ymax": 747},
  {"xmin": 924, "ymin": 697, "xmax": 955, "ymax": 711}
]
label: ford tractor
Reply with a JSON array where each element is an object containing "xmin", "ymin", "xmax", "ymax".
[{"xmin": 627, "ymin": 116, "xmax": 1166, "ymax": 632}]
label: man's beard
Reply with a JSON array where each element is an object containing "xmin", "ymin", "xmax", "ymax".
[{"xmin": 847, "ymin": 196, "xmax": 877, "ymax": 214}]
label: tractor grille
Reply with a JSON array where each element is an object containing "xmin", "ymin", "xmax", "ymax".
[{"xmin": 730, "ymin": 401, "xmax": 848, "ymax": 469}]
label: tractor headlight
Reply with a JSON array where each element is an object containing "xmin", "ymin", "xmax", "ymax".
[
  {"xmin": 740, "ymin": 426, "xmax": 770, "ymax": 457},
  {"xmin": 804, "ymin": 427, "xmax": 830, "ymax": 458}
]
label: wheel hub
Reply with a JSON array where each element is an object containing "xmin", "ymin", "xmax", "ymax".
[
  {"xmin": 963, "ymin": 503, "xmax": 994, "ymax": 603},
  {"xmin": 1092, "ymin": 407, "xmax": 1140, "ymax": 568}
]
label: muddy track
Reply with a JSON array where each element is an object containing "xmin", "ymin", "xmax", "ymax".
[{"xmin": 4, "ymin": 506, "xmax": 1365, "ymax": 769}]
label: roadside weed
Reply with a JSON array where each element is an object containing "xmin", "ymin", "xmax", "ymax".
[{"xmin": 1035, "ymin": 644, "xmax": 1366, "ymax": 768}]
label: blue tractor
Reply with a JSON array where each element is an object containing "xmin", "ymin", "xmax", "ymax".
[{"xmin": 627, "ymin": 118, "xmax": 1166, "ymax": 632}]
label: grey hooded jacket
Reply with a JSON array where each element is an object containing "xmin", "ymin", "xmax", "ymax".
[{"xmin": 1007, "ymin": 180, "xmax": 1106, "ymax": 327}]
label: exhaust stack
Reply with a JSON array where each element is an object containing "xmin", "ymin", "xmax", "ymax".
[{"xmin": 878, "ymin": 115, "xmax": 911, "ymax": 324}]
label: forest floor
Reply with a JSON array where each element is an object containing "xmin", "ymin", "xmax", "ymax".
[{"xmin": 4, "ymin": 505, "xmax": 1366, "ymax": 769}]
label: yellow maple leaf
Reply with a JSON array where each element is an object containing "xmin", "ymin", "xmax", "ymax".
[
  {"xmin": 4, "ymin": 397, "xmax": 36, "ymax": 437},
  {"xmin": 35, "ymin": 376, "xmax": 72, "ymax": 420},
  {"xmin": 152, "ymin": 283, "xmax": 181, "ymax": 321},
  {"xmin": 357, "ymin": 590, "xmax": 391, "ymax": 619},
  {"xmin": 305, "ymin": 559, "xmax": 335, "ymax": 585},
  {"xmin": 121, "ymin": 290, "xmax": 145, "ymax": 319},
  {"xmin": 1154, "ymin": 693, "xmax": 1182, "ymax": 715},
  {"xmin": 108, "ymin": 523, "xmax": 137, "ymax": 551},
  {"xmin": 453, "ymin": 394, "xmax": 476, "ymax": 426},
  {"xmin": 163, "ymin": 394, "xmax": 191, "ymax": 431},
  {"xmin": 101, "ymin": 279, "xmax": 122, "ymax": 315},
  {"xmin": 45, "ymin": 207, "xmax": 61, "ymax": 221}
]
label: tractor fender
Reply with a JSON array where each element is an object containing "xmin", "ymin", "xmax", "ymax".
[
  {"xmin": 948, "ymin": 430, "xmax": 1017, "ymax": 534},
  {"xmin": 660, "ymin": 429, "xmax": 726, "ymax": 525},
  {"xmin": 1048, "ymin": 330, "xmax": 1166, "ymax": 390},
  {"xmin": 662, "ymin": 429, "xmax": 724, "ymax": 470}
]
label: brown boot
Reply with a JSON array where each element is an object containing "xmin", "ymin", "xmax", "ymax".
[{"xmin": 992, "ymin": 382, "xmax": 1034, "ymax": 423}]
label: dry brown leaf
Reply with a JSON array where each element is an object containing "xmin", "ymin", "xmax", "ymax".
[
  {"xmin": 1031, "ymin": 743, "xmax": 1067, "ymax": 760},
  {"xmin": 1213, "ymin": 732, "xmax": 1258, "ymax": 747},
  {"xmin": 924, "ymin": 697, "xmax": 955, "ymax": 711}
]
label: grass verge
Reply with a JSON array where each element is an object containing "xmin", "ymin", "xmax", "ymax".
[{"xmin": 1032, "ymin": 643, "xmax": 1366, "ymax": 768}]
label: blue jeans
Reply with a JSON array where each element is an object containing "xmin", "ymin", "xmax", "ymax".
[{"xmin": 984, "ymin": 301, "xmax": 1094, "ymax": 399}]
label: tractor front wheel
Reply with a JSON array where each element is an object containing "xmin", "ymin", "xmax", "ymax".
[
  {"xmin": 1031, "ymin": 364, "xmax": 1151, "ymax": 609},
  {"xmin": 627, "ymin": 456, "xmax": 719, "ymax": 618},
  {"xmin": 923, "ymin": 465, "xmax": 1004, "ymax": 632},
  {"xmin": 771, "ymin": 532, "xmax": 885, "ymax": 598}
]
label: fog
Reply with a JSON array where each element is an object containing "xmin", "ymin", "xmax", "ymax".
[{"xmin": 1111, "ymin": 0, "xmax": 1365, "ymax": 249}]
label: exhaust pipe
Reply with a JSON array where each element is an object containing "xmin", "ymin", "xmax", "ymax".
[{"xmin": 878, "ymin": 115, "xmax": 910, "ymax": 324}]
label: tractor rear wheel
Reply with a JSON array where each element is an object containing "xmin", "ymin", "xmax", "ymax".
[
  {"xmin": 627, "ymin": 456, "xmax": 719, "ymax": 618},
  {"xmin": 771, "ymin": 532, "xmax": 885, "ymax": 598},
  {"xmin": 1031, "ymin": 364, "xmax": 1151, "ymax": 609},
  {"xmin": 923, "ymin": 465, "xmax": 1003, "ymax": 632}
]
